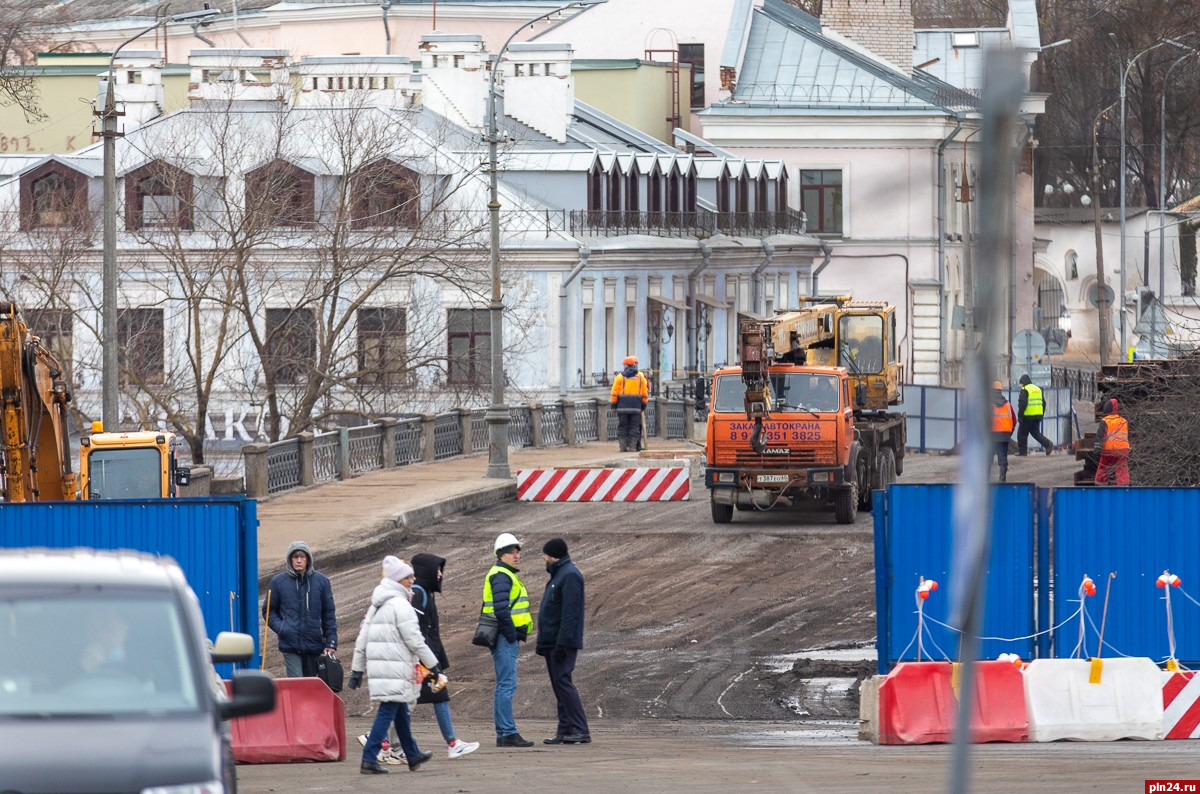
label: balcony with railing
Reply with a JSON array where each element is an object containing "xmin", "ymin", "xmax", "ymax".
[{"xmin": 569, "ymin": 209, "xmax": 806, "ymax": 239}]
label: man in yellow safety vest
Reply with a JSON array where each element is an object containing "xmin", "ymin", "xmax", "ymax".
[
  {"xmin": 482, "ymin": 532, "xmax": 534, "ymax": 747},
  {"xmin": 1016, "ymin": 374, "xmax": 1053, "ymax": 456}
]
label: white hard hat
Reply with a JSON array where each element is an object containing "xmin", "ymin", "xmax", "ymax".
[{"xmin": 494, "ymin": 532, "xmax": 522, "ymax": 555}]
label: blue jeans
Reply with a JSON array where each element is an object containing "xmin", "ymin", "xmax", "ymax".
[
  {"xmin": 362, "ymin": 701, "xmax": 420, "ymax": 765},
  {"xmin": 491, "ymin": 636, "xmax": 519, "ymax": 738},
  {"xmin": 433, "ymin": 700, "xmax": 454, "ymax": 742}
]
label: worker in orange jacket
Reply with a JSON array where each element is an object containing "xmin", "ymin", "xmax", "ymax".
[
  {"xmin": 610, "ymin": 356, "xmax": 649, "ymax": 452},
  {"xmin": 1094, "ymin": 398, "xmax": 1130, "ymax": 485},
  {"xmin": 991, "ymin": 380, "xmax": 1016, "ymax": 483}
]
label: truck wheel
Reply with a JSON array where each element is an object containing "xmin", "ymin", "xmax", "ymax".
[
  {"xmin": 894, "ymin": 449, "xmax": 905, "ymax": 476},
  {"xmin": 711, "ymin": 499, "xmax": 734, "ymax": 524},
  {"xmin": 879, "ymin": 448, "xmax": 897, "ymax": 488},
  {"xmin": 856, "ymin": 455, "xmax": 873, "ymax": 510},
  {"xmin": 834, "ymin": 481, "xmax": 858, "ymax": 524}
]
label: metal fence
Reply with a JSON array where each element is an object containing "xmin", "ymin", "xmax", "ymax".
[
  {"xmin": 245, "ymin": 396, "xmax": 696, "ymax": 499},
  {"xmin": 1051, "ymin": 365, "xmax": 1098, "ymax": 404},
  {"xmin": 899, "ymin": 385, "xmax": 1075, "ymax": 453}
]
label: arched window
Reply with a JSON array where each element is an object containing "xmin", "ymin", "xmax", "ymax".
[
  {"xmin": 1065, "ymin": 249, "xmax": 1079, "ymax": 280},
  {"xmin": 587, "ymin": 163, "xmax": 603, "ymax": 213}
]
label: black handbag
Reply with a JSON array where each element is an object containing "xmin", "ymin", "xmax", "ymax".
[
  {"xmin": 316, "ymin": 654, "xmax": 344, "ymax": 693},
  {"xmin": 471, "ymin": 613, "xmax": 499, "ymax": 648}
]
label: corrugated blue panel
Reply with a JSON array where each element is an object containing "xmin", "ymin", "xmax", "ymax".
[
  {"xmin": 1053, "ymin": 488, "xmax": 1200, "ymax": 665},
  {"xmin": 875, "ymin": 484, "xmax": 1035, "ymax": 671},
  {"xmin": 0, "ymin": 497, "xmax": 259, "ymax": 673}
]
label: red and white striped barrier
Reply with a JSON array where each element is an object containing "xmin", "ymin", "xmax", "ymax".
[
  {"xmin": 516, "ymin": 466, "xmax": 689, "ymax": 502},
  {"xmin": 1163, "ymin": 671, "xmax": 1200, "ymax": 739}
]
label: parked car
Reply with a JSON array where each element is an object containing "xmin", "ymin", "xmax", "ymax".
[{"xmin": 0, "ymin": 548, "xmax": 275, "ymax": 793}]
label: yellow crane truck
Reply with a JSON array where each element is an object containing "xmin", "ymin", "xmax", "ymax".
[
  {"xmin": 704, "ymin": 297, "xmax": 906, "ymax": 524},
  {"xmin": 0, "ymin": 303, "xmax": 189, "ymax": 502}
]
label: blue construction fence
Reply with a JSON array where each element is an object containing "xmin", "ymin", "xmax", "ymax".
[
  {"xmin": 873, "ymin": 484, "xmax": 1200, "ymax": 673},
  {"xmin": 0, "ymin": 497, "xmax": 260, "ymax": 675},
  {"xmin": 898, "ymin": 385, "xmax": 1075, "ymax": 453}
]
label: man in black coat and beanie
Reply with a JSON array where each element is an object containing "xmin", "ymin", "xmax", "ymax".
[{"xmin": 536, "ymin": 538, "xmax": 590, "ymax": 745}]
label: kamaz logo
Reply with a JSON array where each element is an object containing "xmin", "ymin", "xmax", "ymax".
[{"xmin": 761, "ymin": 448, "xmax": 790, "ymax": 455}]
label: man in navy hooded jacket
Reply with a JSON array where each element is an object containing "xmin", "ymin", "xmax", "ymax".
[
  {"xmin": 536, "ymin": 538, "xmax": 590, "ymax": 744},
  {"xmin": 264, "ymin": 540, "xmax": 338, "ymax": 677}
]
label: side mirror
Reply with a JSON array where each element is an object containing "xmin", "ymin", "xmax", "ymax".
[
  {"xmin": 219, "ymin": 670, "xmax": 276, "ymax": 720},
  {"xmin": 855, "ymin": 383, "xmax": 867, "ymax": 407},
  {"xmin": 175, "ymin": 467, "xmax": 192, "ymax": 487}
]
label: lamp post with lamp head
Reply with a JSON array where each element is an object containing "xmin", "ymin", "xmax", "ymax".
[
  {"xmin": 1109, "ymin": 33, "xmax": 1189, "ymax": 357},
  {"xmin": 99, "ymin": 6, "xmax": 221, "ymax": 429},
  {"xmin": 1160, "ymin": 49, "xmax": 1197, "ymax": 304},
  {"xmin": 483, "ymin": 0, "xmax": 606, "ymax": 478}
]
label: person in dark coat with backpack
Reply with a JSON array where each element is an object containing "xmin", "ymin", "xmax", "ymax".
[
  {"xmin": 411, "ymin": 553, "xmax": 479, "ymax": 759},
  {"xmin": 536, "ymin": 538, "xmax": 590, "ymax": 745},
  {"xmin": 263, "ymin": 540, "xmax": 337, "ymax": 677}
]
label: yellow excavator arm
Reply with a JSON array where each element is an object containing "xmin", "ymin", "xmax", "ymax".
[{"xmin": 0, "ymin": 303, "xmax": 78, "ymax": 501}]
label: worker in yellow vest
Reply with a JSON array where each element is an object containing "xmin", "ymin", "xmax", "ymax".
[
  {"xmin": 1016, "ymin": 374, "xmax": 1053, "ymax": 456},
  {"xmin": 481, "ymin": 532, "xmax": 534, "ymax": 747},
  {"xmin": 991, "ymin": 381, "xmax": 1017, "ymax": 483},
  {"xmin": 1094, "ymin": 398, "xmax": 1131, "ymax": 485}
]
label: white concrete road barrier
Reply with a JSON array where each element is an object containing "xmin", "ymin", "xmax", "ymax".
[{"xmin": 1024, "ymin": 658, "xmax": 1163, "ymax": 742}]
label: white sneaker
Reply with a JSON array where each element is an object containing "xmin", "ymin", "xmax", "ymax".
[
  {"xmin": 357, "ymin": 734, "xmax": 368, "ymax": 748},
  {"xmin": 381, "ymin": 748, "xmax": 406, "ymax": 765},
  {"xmin": 447, "ymin": 739, "xmax": 479, "ymax": 759}
]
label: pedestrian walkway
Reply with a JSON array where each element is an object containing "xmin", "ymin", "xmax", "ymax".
[{"xmin": 255, "ymin": 438, "xmax": 702, "ymax": 580}]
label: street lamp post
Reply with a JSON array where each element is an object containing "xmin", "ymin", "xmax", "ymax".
[
  {"xmin": 483, "ymin": 0, "xmax": 606, "ymax": 478},
  {"xmin": 1111, "ymin": 34, "xmax": 1188, "ymax": 357},
  {"xmin": 100, "ymin": 7, "xmax": 221, "ymax": 429},
  {"xmin": 1160, "ymin": 51, "xmax": 1196, "ymax": 307}
]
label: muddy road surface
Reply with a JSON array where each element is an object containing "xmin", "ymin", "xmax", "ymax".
[{"xmin": 268, "ymin": 451, "xmax": 1081, "ymax": 728}]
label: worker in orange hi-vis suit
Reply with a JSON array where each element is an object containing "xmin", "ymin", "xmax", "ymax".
[
  {"xmin": 609, "ymin": 356, "xmax": 649, "ymax": 452},
  {"xmin": 1094, "ymin": 398, "xmax": 1130, "ymax": 485},
  {"xmin": 990, "ymin": 380, "xmax": 1017, "ymax": 483}
]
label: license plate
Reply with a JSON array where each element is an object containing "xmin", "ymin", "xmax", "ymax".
[{"xmin": 756, "ymin": 475, "xmax": 789, "ymax": 484}]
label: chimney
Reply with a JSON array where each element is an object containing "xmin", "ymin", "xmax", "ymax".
[
  {"xmin": 417, "ymin": 33, "xmax": 488, "ymax": 131},
  {"xmin": 188, "ymin": 49, "xmax": 291, "ymax": 105},
  {"xmin": 97, "ymin": 50, "xmax": 164, "ymax": 133},
  {"xmin": 820, "ymin": 0, "xmax": 914, "ymax": 75},
  {"xmin": 501, "ymin": 42, "xmax": 574, "ymax": 143},
  {"xmin": 293, "ymin": 55, "xmax": 416, "ymax": 109}
]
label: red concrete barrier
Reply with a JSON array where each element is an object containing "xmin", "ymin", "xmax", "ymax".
[
  {"xmin": 877, "ymin": 661, "xmax": 1027, "ymax": 744},
  {"xmin": 225, "ymin": 677, "xmax": 346, "ymax": 763}
]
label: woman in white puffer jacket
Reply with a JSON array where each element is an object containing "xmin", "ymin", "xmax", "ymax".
[{"xmin": 350, "ymin": 556, "xmax": 442, "ymax": 774}]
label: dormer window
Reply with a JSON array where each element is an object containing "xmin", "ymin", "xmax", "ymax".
[
  {"xmin": 245, "ymin": 160, "xmax": 315, "ymax": 228},
  {"xmin": 125, "ymin": 160, "xmax": 193, "ymax": 231},
  {"xmin": 352, "ymin": 160, "xmax": 420, "ymax": 228},
  {"xmin": 20, "ymin": 164, "xmax": 89, "ymax": 230}
]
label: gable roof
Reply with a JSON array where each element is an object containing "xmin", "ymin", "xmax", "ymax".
[{"xmin": 719, "ymin": 0, "xmax": 977, "ymax": 112}]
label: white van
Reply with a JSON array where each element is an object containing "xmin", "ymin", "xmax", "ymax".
[{"xmin": 0, "ymin": 548, "xmax": 275, "ymax": 793}]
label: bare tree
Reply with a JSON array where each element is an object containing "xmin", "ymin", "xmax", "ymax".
[{"xmin": 0, "ymin": 0, "xmax": 87, "ymax": 122}]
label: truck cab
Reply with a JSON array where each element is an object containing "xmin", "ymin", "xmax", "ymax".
[
  {"xmin": 79, "ymin": 423, "xmax": 191, "ymax": 500},
  {"xmin": 705, "ymin": 365, "xmax": 862, "ymax": 524}
]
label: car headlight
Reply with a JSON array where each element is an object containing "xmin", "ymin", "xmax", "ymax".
[
  {"xmin": 142, "ymin": 783, "xmax": 224, "ymax": 794},
  {"xmin": 810, "ymin": 472, "xmax": 830, "ymax": 484},
  {"xmin": 717, "ymin": 472, "xmax": 735, "ymax": 483}
]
